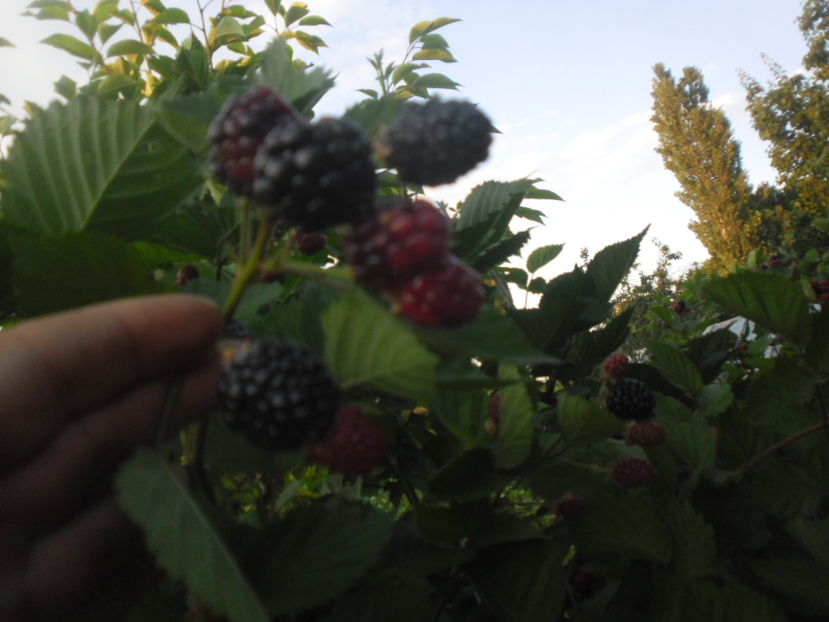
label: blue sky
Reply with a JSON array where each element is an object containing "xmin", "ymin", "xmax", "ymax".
[{"xmin": 0, "ymin": 0, "xmax": 810, "ymax": 279}]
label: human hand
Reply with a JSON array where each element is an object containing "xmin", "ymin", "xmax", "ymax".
[{"xmin": 0, "ymin": 295, "xmax": 223, "ymax": 621}]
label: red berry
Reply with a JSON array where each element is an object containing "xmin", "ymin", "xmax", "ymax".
[
  {"xmin": 611, "ymin": 457, "xmax": 655, "ymax": 488},
  {"xmin": 308, "ymin": 405, "xmax": 389, "ymax": 476},
  {"xmin": 295, "ymin": 230, "xmax": 327, "ymax": 256},
  {"xmin": 671, "ymin": 299, "xmax": 687, "ymax": 314},
  {"xmin": 176, "ymin": 264, "xmax": 199, "ymax": 286},
  {"xmin": 208, "ymin": 87, "xmax": 301, "ymax": 196},
  {"xmin": 395, "ymin": 255, "xmax": 484, "ymax": 327},
  {"xmin": 626, "ymin": 420, "xmax": 666, "ymax": 447},
  {"xmin": 600, "ymin": 352, "xmax": 628, "ymax": 381},
  {"xmin": 556, "ymin": 495, "xmax": 587, "ymax": 519},
  {"xmin": 344, "ymin": 198, "xmax": 451, "ymax": 289}
]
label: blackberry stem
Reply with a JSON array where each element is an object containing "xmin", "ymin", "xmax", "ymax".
[
  {"xmin": 736, "ymin": 418, "xmax": 828, "ymax": 476},
  {"xmin": 222, "ymin": 210, "xmax": 277, "ymax": 320}
]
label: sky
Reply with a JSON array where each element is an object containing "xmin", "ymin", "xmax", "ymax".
[{"xmin": 0, "ymin": 0, "xmax": 811, "ymax": 281}]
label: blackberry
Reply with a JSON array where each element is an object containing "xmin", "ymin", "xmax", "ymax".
[
  {"xmin": 253, "ymin": 117, "xmax": 376, "ymax": 231},
  {"xmin": 176, "ymin": 264, "xmax": 199, "ymax": 286},
  {"xmin": 626, "ymin": 420, "xmax": 666, "ymax": 448},
  {"xmin": 600, "ymin": 352, "xmax": 628, "ymax": 381},
  {"xmin": 343, "ymin": 198, "xmax": 451, "ymax": 289},
  {"xmin": 611, "ymin": 457, "xmax": 656, "ymax": 488},
  {"xmin": 395, "ymin": 255, "xmax": 484, "ymax": 327},
  {"xmin": 208, "ymin": 87, "xmax": 300, "ymax": 196},
  {"xmin": 384, "ymin": 99, "xmax": 492, "ymax": 186},
  {"xmin": 308, "ymin": 405, "xmax": 389, "ymax": 476},
  {"xmin": 604, "ymin": 378, "xmax": 655, "ymax": 421},
  {"xmin": 220, "ymin": 340, "xmax": 340, "ymax": 450},
  {"xmin": 294, "ymin": 230, "xmax": 328, "ymax": 256}
]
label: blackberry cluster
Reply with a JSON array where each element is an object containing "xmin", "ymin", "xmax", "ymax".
[
  {"xmin": 343, "ymin": 198, "xmax": 451, "ymax": 289},
  {"xmin": 605, "ymin": 378, "xmax": 655, "ymax": 421},
  {"xmin": 384, "ymin": 99, "xmax": 492, "ymax": 186},
  {"xmin": 253, "ymin": 117, "xmax": 376, "ymax": 231},
  {"xmin": 220, "ymin": 340, "xmax": 340, "ymax": 450},
  {"xmin": 208, "ymin": 87, "xmax": 300, "ymax": 196}
]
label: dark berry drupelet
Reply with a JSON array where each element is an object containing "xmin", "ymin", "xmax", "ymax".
[
  {"xmin": 220, "ymin": 340, "xmax": 340, "ymax": 450},
  {"xmin": 308, "ymin": 405, "xmax": 389, "ymax": 476},
  {"xmin": 253, "ymin": 117, "xmax": 376, "ymax": 231},
  {"xmin": 343, "ymin": 198, "xmax": 451, "ymax": 289},
  {"xmin": 605, "ymin": 378, "xmax": 655, "ymax": 421},
  {"xmin": 384, "ymin": 99, "xmax": 492, "ymax": 186},
  {"xmin": 208, "ymin": 87, "xmax": 300, "ymax": 196},
  {"xmin": 395, "ymin": 255, "xmax": 484, "ymax": 327}
]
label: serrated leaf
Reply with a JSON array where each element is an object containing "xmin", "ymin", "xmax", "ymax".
[
  {"xmin": 666, "ymin": 421, "xmax": 715, "ymax": 495},
  {"xmin": 429, "ymin": 448, "xmax": 497, "ymax": 501},
  {"xmin": 515, "ymin": 206, "xmax": 545, "ymax": 224},
  {"xmin": 586, "ymin": 226, "xmax": 647, "ymax": 301},
  {"xmin": 249, "ymin": 498, "xmax": 394, "ymax": 616},
  {"xmin": 666, "ymin": 501, "xmax": 717, "ymax": 578},
  {"xmin": 697, "ymin": 382, "xmax": 733, "ymax": 418},
  {"xmin": 322, "ymin": 290, "xmax": 438, "ymax": 401},
  {"xmin": 116, "ymin": 450, "xmax": 270, "ymax": 622},
  {"xmin": 647, "ymin": 341, "xmax": 704, "ymax": 399},
  {"xmin": 496, "ymin": 366, "xmax": 534, "ymax": 468},
  {"xmin": 525, "ymin": 186, "xmax": 563, "ymax": 201},
  {"xmin": 41, "ymin": 33, "xmax": 97, "ymax": 60},
  {"xmin": 557, "ymin": 392, "xmax": 621, "ymax": 446},
  {"xmin": 256, "ymin": 40, "xmax": 334, "ymax": 114},
  {"xmin": 464, "ymin": 539, "xmax": 567, "ymax": 622},
  {"xmin": 752, "ymin": 553, "xmax": 829, "ymax": 615},
  {"xmin": 410, "ymin": 72, "xmax": 459, "ymax": 90},
  {"xmin": 470, "ymin": 229, "xmax": 531, "ymax": 272},
  {"xmin": 702, "ymin": 271, "xmax": 811, "ymax": 347},
  {"xmin": 284, "ymin": 1, "xmax": 309, "ymax": 26},
  {"xmin": 564, "ymin": 306, "xmax": 633, "ymax": 374},
  {"xmin": 150, "ymin": 8, "xmax": 189, "ymax": 24},
  {"xmin": 2, "ymin": 98, "xmax": 202, "ymax": 237},
  {"xmin": 527, "ymin": 243, "xmax": 564, "ymax": 273},
  {"xmin": 408, "ymin": 17, "xmax": 461, "ymax": 43}
]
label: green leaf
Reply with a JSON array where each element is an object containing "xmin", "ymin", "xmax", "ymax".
[
  {"xmin": 515, "ymin": 206, "xmax": 545, "ymax": 224},
  {"xmin": 564, "ymin": 306, "xmax": 633, "ymax": 374},
  {"xmin": 150, "ymin": 8, "xmax": 189, "ymax": 24},
  {"xmin": 497, "ymin": 267, "xmax": 528, "ymax": 288},
  {"xmin": 469, "ymin": 230, "xmax": 531, "ymax": 273},
  {"xmin": 8, "ymin": 231, "xmax": 162, "ymax": 315},
  {"xmin": 416, "ymin": 307, "xmax": 559, "ymax": 366},
  {"xmin": 419, "ymin": 33, "xmax": 450, "ymax": 50},
  {"xmin": 786, "ymin": 517, "xmax": 829, "ymax": 568},
  {"xmin": 429, "ymin": 448, "xmax": 497, "ymax": 502},
  {"xmin": 408, "ymin": 17, "xmax": 461, "ymax": 43},
  {"xmin": 75, "ymin": 10, "xmax": 98, "ymax": 40},
  {"xmin": 435, "ymin": 387, "xmax": 489, "ymax": 447},
  {"xmin": 806, "ymin": 306, "xmax": 829, "ymax": 371},
  {"xmin": 666, "ymin": 421, "xmax": 715, "ymax": 494},
  {"xmin": 411, "ymin": 48, "xmax": 457, "ymax": 62},
  {"xmin": 264, "ymin": 0, "xmax": 282, "ymax": 14},
  {"xmin": 257, "ymin": 40, "xmax": 335, "ymax": 115},
  {"xmin": 2, "ymin": 98, "xmax": 202, "ymax": 237},
  {"xmin": 294, "ymin": 31, "xmax": 327, "ymax": 53},
  {"xmin": 525, "ymin": 185, "xmax": 563, "ymax": 201},
  {"xmin": 0, "ymin": 37, "xmax": 14, "ymax": 47},
  {"xmin": 464, "ymin": 539, "xmax": 567, "ymax": 622},
  {"xmin": 284, "ymin": 2, "xmax": 310, "ymax": 26},
  {"xmin": 319, "ymin": 573, "xmax": 433, "ymax": 622},
  {"xmin": 526, "ymin": 243, "xmax": 564, "ymax": 273},
  {"xmin": 26, "ymin": 0, "xmax": 70, "ymax": 20},
  {"xmin": 249, "ymin": 498, "xmax": 394, "ymax": 616},
  {"xmin": 751, "ymin": 553, "xmax": 829, "ymax": 615},
  {"xmin": 212, "ymin": 15, "xmax": 244, "ymax": 43},
  {"xmin": 322, "ymin": 290, "xmax": 438, "ymax": 401},
  {"xmin": 53, "ymin": 75, "xmax": 77, "ymax": 99},
  {"xmin": 93, "ymin": 0, "xmax": 119, "ymax": 21},
  {"xmin": 298, "ymin": 15, "xmax": 330, "ymax": 26},
  {"xmin": 557, "ymin": 392, "xmax": 622, "ymax": 446},
  {"xmin": 666, "ymin": 501, "xmax": 716, "ymax": 578},
  {"xmin": 702, "ymin": 271, "xmax": 812, "ymax": 347},
  {"xmin": 41, "ymin": 33, "xmax": 97, "ymax": 60},
  {"xmin": 116, "ymin": 450, "xmax": 270, "ymax": 622},
  {"xmin": 97, "ymin": 73, "xmax": 140, "ymax": 97},
  {"xmin": 495, "ymin": 366, "xmax": 535, "ymax": 469},
  {"xmin": 647, "ymin": 341, "xmax": 704, "ymax": 399},
  {"xmin": 343, "ymin": 95, "xmax": 404, "ymax": 138},
  {"xmin": 697, "ymin": 382, "xmax": 733, "ymax": 418},
  {"xmin": 410, "ymin": 73, "xmax": 459, "ymax": 90},
  {"xmin": 97, "ymin": 22, "xmax": 122, "ymax": 44},
  {"xmin": 586, "ymin": 226, "xmax": 647, "ymax": 302},
  {"xmin": 391, "ymin": 62, "xmax": 426, "ymax": 85}
]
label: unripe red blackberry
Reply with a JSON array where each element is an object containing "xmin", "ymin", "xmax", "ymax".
[
  {"xmin": 308, "ymin": 405, "xmax": 389, "ymax": 476},
  {"xmin": 555, "ymin": 494, "xmax": 587, "ymax": 519},
  {"xmin": 626, "ymin": 420, "xmax": 666, "ymax": 447},
  {"xmin": 611, "ymin": 457, "xmax": 655, "ymax": 488},
  {"xmin": 605, "ymin": 378, "xmax": 655, "ymax": 421},
  {"xmin": 176, "ymin": 264, "xmax": 199, "ymax": 286},
  {"xmin": 253, "ymin": 117, "xmax": 376, "ymax": 231},
  {"xmin": 220, "ymin": 340, "xmax": 340, "ymax": 450},
  {"xmin": 600, "ymin": 352, "xmax": 628, "ymax": 381},
  {"xmin": 395, "ymin": 255, "xmax": 484, "ymax": 327},
  {"xmin": 208, "ymin": 87, "xmax": 300, "ymax": 196},
  {"xmin": 294, "ymin": 230, "xmax": 328, "ymax": 256},
  {"xmin": 343, "ymin": 198, "xmax": 451, "ymax": 289},
  {"xmin": 671, "ymin": 299, "xmax": 687, "ymax": 314},
  {"xmin": 384, "ymin": 99, "xmax": 492, "ymax": 186}
]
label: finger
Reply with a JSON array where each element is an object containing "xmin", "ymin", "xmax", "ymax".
[
  {"xmin": 22, "ymin": 499, "xmax": 147, "ymax": 621},
  {"xmin": 1, "ymin": 356, "xmax": 221, "ymax": 534},
  {"xmin": 0, "ymin": 295, "xmax": 222, "ymax": 469}
]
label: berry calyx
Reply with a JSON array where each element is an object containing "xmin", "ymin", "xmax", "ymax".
[
  {"xmin": 208, "ymin": 87, "xmax": 301, "ymax": 196},
  {"xmin": 253, "ymin": 117, "xmax": 376, "ymax": 231},
  {"xmin": 625, "ymin": 420, "xmax": 666, "ymax": 448},
  {"xmin": 344, "ymin": 198, "xmax": 451, "ymax": 289},
  {"xmin": 394, "ymin": 255, "xmax": 484, "ymax": 327},
  {"xmin": 600, "ymin": 352, "xmax": 629, "ymax": 381},
  {"xmin": 384, "ymin": 99, "xmax": 492, "ymax": 186},
  {"xmin": 308, "ymin": 405, "xmax": 389, "ymax": 476},
  {"xmin": 219, "ymin": 340, "xmax": 340, "ymax": 450},
  {"xmin": 605, "ymin": 378, "xmax": 655, "ymax": 421},
  {"xmin": 611, "ymin": 457, "xmax": 656, "ymax": 488}
]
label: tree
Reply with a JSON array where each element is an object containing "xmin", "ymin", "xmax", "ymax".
[{"xmin": 650, "ymin": 64, "xmax": 755, "ymax": 270}]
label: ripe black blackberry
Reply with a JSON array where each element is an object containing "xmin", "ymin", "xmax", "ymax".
[
  {"xmin": 604, "ymin": 378, "xmax": 655, "ymax": 421},
  {"xmin": 220, "ymin": 340, "xmax": 341, "ymax": 450},
  {"xmin": 253, "ymin": 117, "xmax": 376, "ymax": 231},
  {"xmin": 384, "ymin": 99, "xmax": 492, "ymax": 186},
  {"xmin": 208, "ymin": 87, "xmax": 300, "ymax": 196}
]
